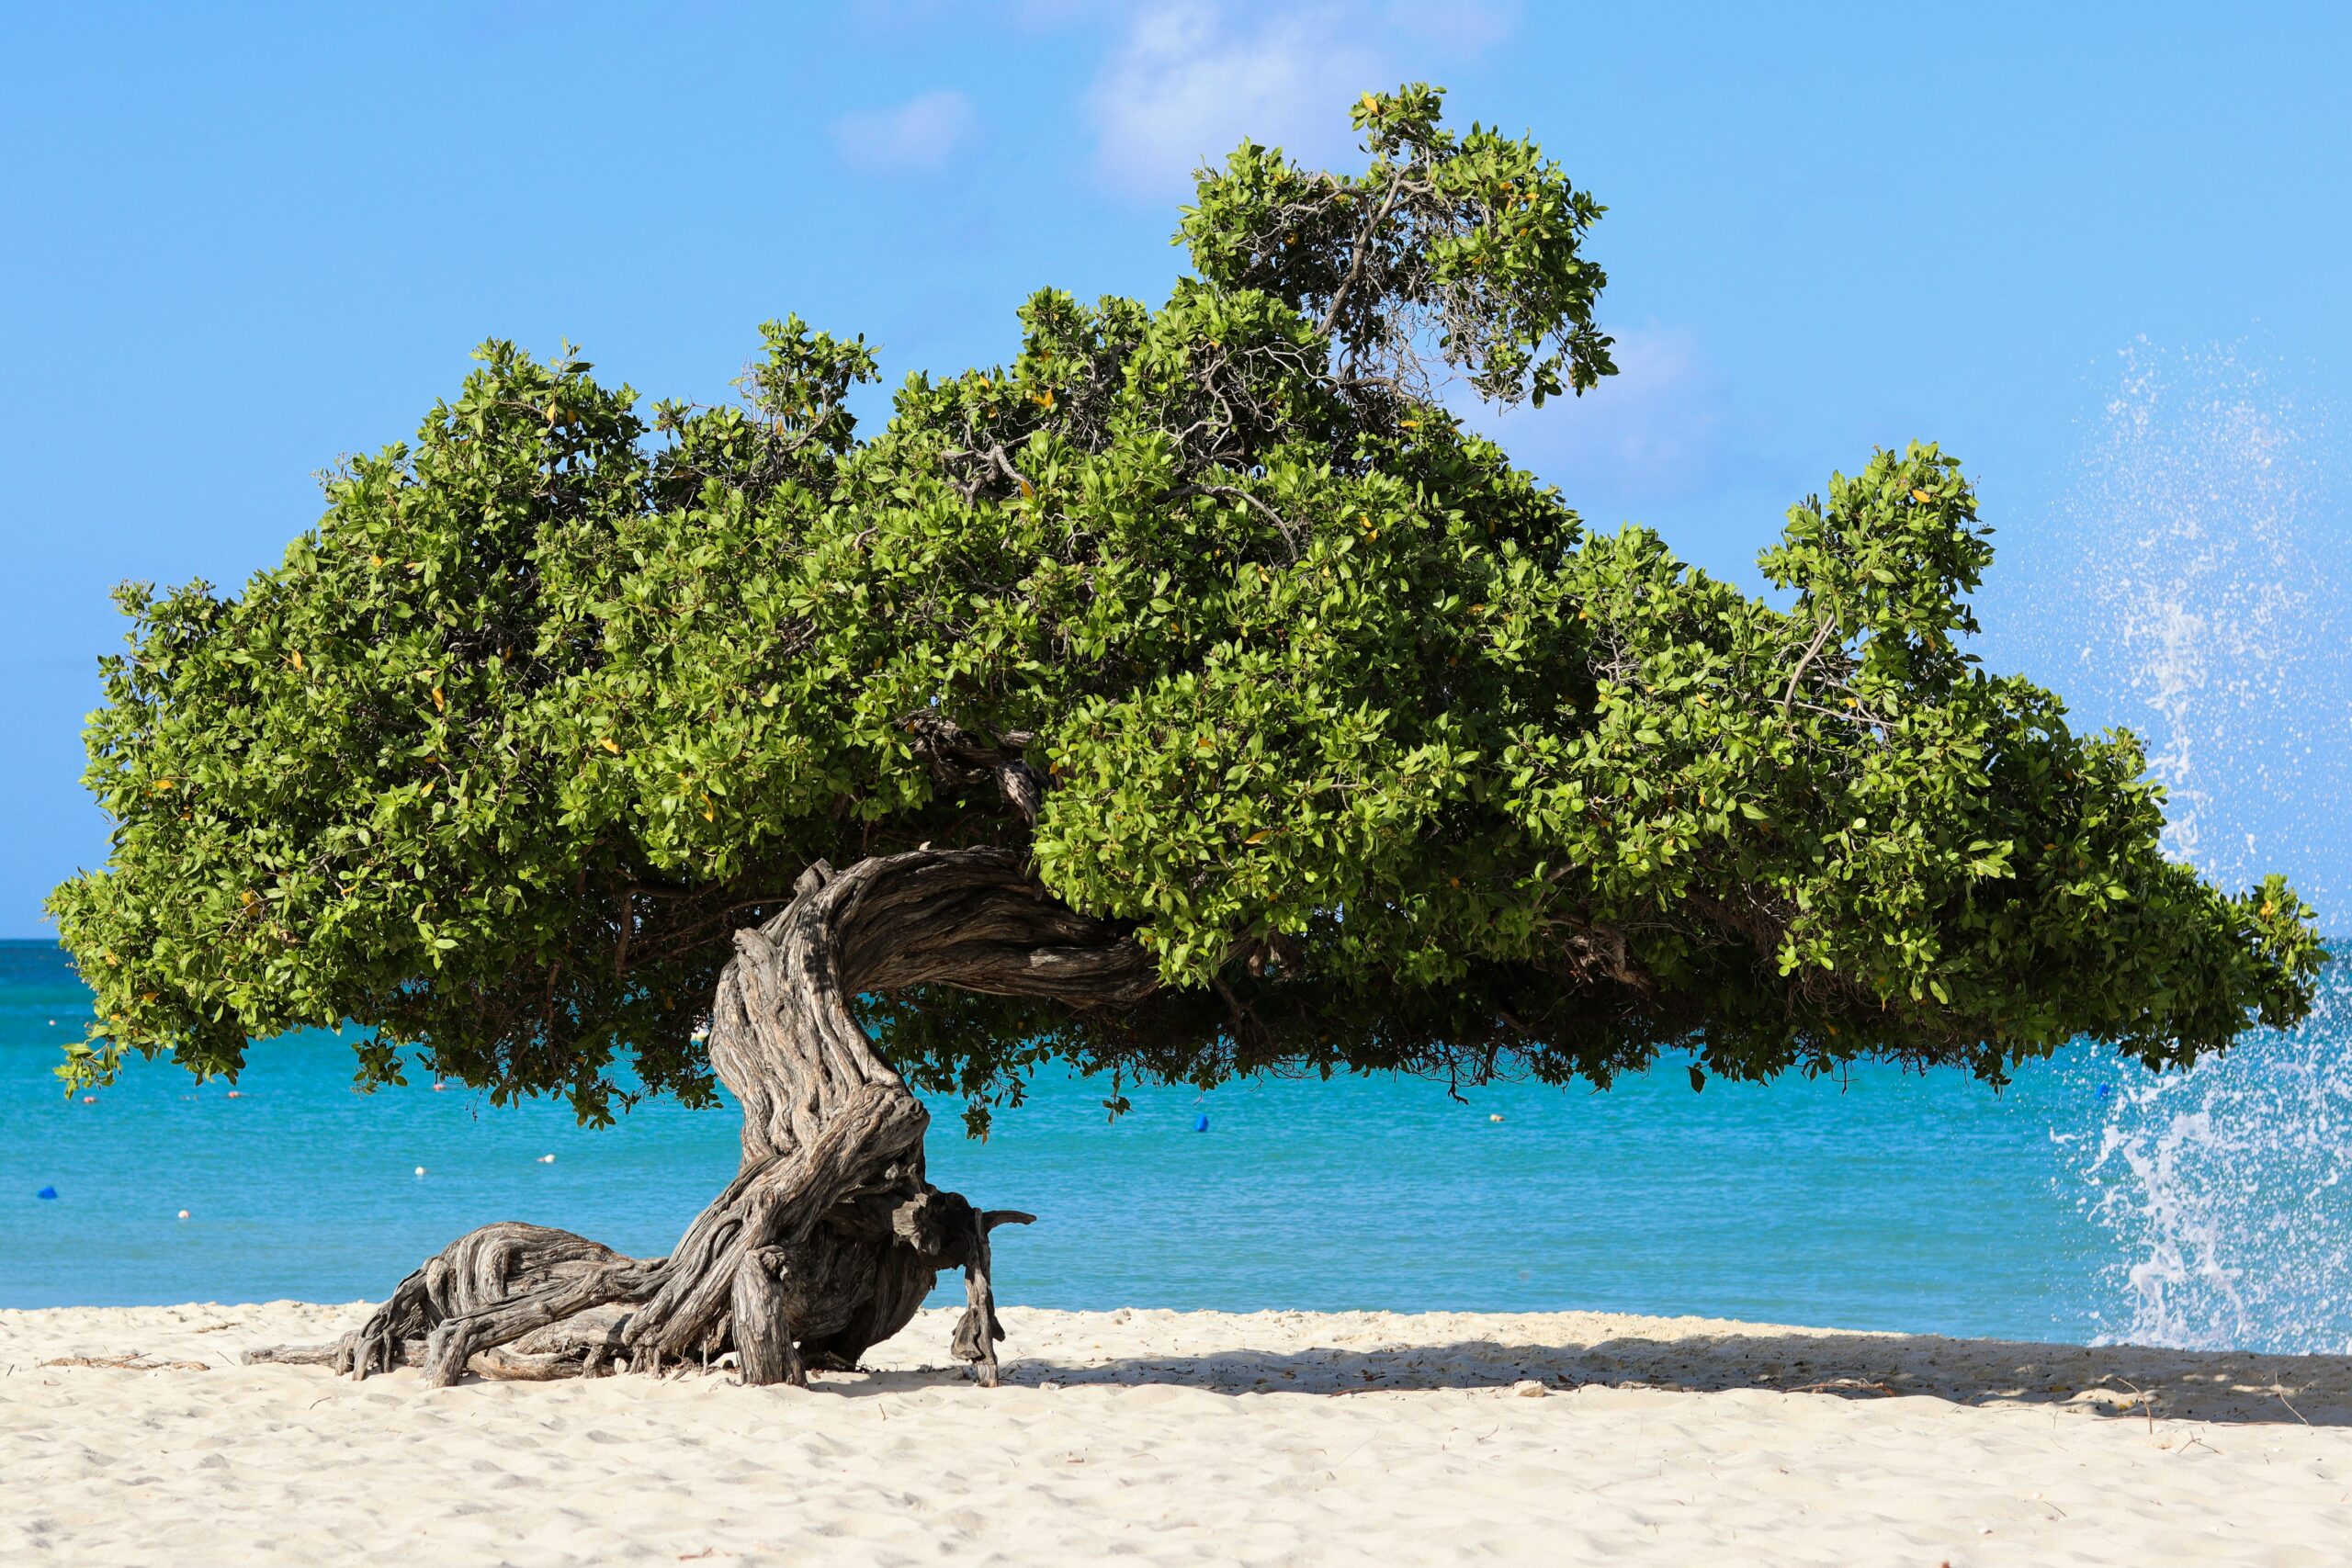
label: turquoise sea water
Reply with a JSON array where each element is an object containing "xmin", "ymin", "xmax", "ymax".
[{"xmin": 6, "ymin": 940, "xmax": 2346, "ymax": 1352}]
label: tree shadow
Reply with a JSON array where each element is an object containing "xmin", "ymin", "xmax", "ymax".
[{"xmin": 854, "ymin": 1325, "xmax": 2352, "ymax": 1427}]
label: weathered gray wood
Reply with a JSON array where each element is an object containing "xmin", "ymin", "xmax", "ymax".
[
  {"xmin": 259, "ymin": 847, "xmax": 1153, "ymax": 1389},
  {"xmin": 953, "ymin": 1210, "xmax": 1005, "ymax": 1388},
  {"xmin": 730, "ymin": 1247, "xmax": 803, "ymax": 1387}
]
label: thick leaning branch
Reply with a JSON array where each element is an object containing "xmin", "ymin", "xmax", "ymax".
[
  {"xmin": 251, "ymin": 847, "xmax": 1155, "ymax": 1388},
  {"xmin": 900, "ymin": 711, "xmax": 1047, "ymax": 823}
]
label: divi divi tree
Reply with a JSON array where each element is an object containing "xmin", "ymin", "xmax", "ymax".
[{"xmin": 53, "ymin": 88, "xmax": 2321, "ymax": 1386}]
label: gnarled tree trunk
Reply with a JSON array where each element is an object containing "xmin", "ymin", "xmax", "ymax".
[{"xmin": 249, "ymin": 847, "xmax": 1155, "ymax": 1388}]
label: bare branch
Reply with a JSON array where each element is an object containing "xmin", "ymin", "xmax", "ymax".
[{"xmin": 1781, "ymin": 613, "xmax": 1838, "ymax": 712}]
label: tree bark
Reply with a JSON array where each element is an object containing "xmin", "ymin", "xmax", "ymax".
[{"xmin": 247, "ymin": 847, "xmax": 1154, "ymax": 1388}]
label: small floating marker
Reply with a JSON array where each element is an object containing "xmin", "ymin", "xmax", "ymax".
[
  {"xmin": 36, "ymin": 1185, "xmax": 58, "ymax": 1201},
  {"xmin": 2096, "ymin": 1084, "xmax": 2113, "ymax": 1100},
  {"xmin": 432, "ymin": 1080, "xmax": 448, "ymax": 1092},
  {"xmin": 414, "ymin": 1166, "xmax": 427, "ymax": 1178},
  {"xmin": 225, "ymin": 1090, "xmax": 243, "ymax": 1100},
  {"xmin": 80, "ymin": 1096, "xmax": 96, "ymax": 1105},
  {"xmin": 176, "ymin": 1209, "xmax": 190, "ymax": 1221},
  {"xmin": 1193, "ymin": 1113, "xmax": 1209, "ymax": 1133},
  {"xmin": 1489, "ymin": 1113, "xmax": 1506, "ymax": 1123},
  {"xmin": 537, "ymin": 1154, "xmax": 556, "ymax": 1164}
]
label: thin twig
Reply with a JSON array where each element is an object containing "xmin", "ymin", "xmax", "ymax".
[
  {"xmin": 2109, "ymin": 1376, "xmax": 2155, "ymax": 1434},
  {"xmin": 1781, "ymin": 613, "xmax": 1838, "ymax": 712},
  {"xmin": 1159, "ymin": 483, "xmax": 1302, "ymax": 558},
  {"xmin": 1318, "ymin": 172, "xmax": 1408, "ymax": 338}
]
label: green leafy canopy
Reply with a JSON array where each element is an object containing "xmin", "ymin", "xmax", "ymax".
[{"xmin": 51, "ymin": 85, "xmax": 2322, "ymax": 1124}]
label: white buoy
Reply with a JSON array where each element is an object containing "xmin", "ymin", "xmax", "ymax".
[
  {"xmin": 176, "ymin": 1209, "xmax": 190, "ymax": 1220},
  {"xmin": 414, "ymin": 1166, "xmax": 426, "ymax": 1178},
  {"xmin": 537, "ymin": 1154, "xmax": 556, "ymax": 1164},
  {"xmin": 1489, "ymin": 1113, "xmax": 1506, "ymax": 1123}
]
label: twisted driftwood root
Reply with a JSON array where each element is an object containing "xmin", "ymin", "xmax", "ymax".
[
  {"xmin": 246, "ymin": 1223, "xmax": 645, "ymax": 1379},
  {"xmin": 249, "ymin": 848, "xmax": 1148, "ymax": 1389}
]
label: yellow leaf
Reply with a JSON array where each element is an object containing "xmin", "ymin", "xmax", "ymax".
[
  {"xmin": 1019, "ymin": 479, "xmax": 1035, "ymax": 499},
  {"xmin": 289, "ymin": 649, "xmax": 304, "ymax": 671},
  {"xmin": 370, "ymin": 554, "xmax": 384, "ymax": 568},
  {"xmin": 153, "ymin": 778, "xmax": 175, "ymax": 792},
  {"xmin": 599, "ymin": 738, "xmax": 621, "ymax": 755},
  {"xmin": 431, "ymin": 685, "xmax": 445, "ymax": 712},
  {"xmin": 1195, "ymin": 737, "xmax": 1215, "ymax": 749},
  {"xmin": 1244, "ymin": 830, "xmax": 1270, "ymax": 845},
  {"xmin": 1910, "ymin": 488, "xmax": 1932, "ymax": 502}
]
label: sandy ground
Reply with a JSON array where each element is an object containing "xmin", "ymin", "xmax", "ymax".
[{"xmin": 2, "ymin": 1302, "xmax": 2347, "ymax": 1566}]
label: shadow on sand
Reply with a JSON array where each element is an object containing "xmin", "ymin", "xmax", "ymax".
[{"xmin": 848, "ymin": 1325, "xmax": 2352, "ymax": 1427}]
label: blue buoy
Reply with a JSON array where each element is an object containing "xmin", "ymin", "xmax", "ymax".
[
  {"xmin": 1193, "ymin": 1113, "xmax": 1210, "ymax": 1133},
  {"xmin": 2096, "ymin": 1084, "xmax": 2113, "ymax": 1100},
  {"xmin": 35, "ymin": 1185, "xmax": 58, "ymax": 1201}
]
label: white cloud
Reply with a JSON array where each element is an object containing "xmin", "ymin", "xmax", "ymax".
[
  {"xmin": 1084, "ymin": 3, "xmax": 1390, "ymax": 199},
  {"xmin": 1471, "ymin": 325, "xmax": 1739, "ymax": 512},
  {"xmin": 1080, "ymin": 1, "xmax": 1523, "ymax": 200},
  {"xmin": 831, "ymin": 88, "xmax": 980, "ymax": 177},
  {"xmin": 1376, "ymin": 0, "xmax": 1521, "ymax": 56},
  {"xmin": 1008, "ymin": 0, "xmax": 1102, "ymax": 27}
]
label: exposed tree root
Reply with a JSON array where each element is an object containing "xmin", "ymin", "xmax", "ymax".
[{"xmin": 247, "ymin": 848, "xmax": 1150, "ymax": 1389}]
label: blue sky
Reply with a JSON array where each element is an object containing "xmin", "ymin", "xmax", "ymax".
[{"xmin": 4, "ymin": 1, "xmax": 2347, "ymax": 935}]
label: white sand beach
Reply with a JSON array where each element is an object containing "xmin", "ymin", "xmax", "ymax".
[{"xmin": 3, "ymin": 1302, "xmax": 2346, "ymax": 1566}]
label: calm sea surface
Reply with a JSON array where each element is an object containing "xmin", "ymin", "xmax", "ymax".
[{"xmin": 6, "ymin": 941, "xmax": 2346, "ymax": 1351}]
